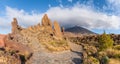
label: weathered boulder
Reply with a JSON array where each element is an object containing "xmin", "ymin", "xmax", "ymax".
[{"xmin": 0, "ymin": 35, "xmax": 33, "ymax": 60}]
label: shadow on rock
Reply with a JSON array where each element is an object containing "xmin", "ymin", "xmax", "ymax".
[
  {"xmin": 72, "ymin": 58, "xmax": 82, "ymax": 64},
  {"xmin": 71, "ymin": 51, "xmax": 83, "ymax": 64},
  {"xmin": 71, "ymin": 50, "xmax": 83, "ymax": 57}
]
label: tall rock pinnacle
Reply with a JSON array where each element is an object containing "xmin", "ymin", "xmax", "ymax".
[
  {"xmin": 54, "ymin": 21, "xmax": 62, "ymax": 39},
  {"xmin": 41, "ymin": 14, "xmax": 52, "ymax": 27},
  {"xmin": 11, "ymin": 18, "xmax": 22, "ymax": 34}
]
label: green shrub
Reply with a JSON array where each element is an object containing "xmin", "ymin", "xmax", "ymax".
[
  {"xmin": 101, "ymin": 56, "xmax": 109, "ymax": 64},
  {"xmin": 98, "ymin": 32, "xmax": 114, "ymax": 51}
]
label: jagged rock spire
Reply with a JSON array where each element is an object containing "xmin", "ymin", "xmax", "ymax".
[
  {"xmin": 54, "ymin": 21, "xmax": 62, "ymax": 39},
  {"xmin": 41, "ymin": 14, "xmax": 52, "ymax": 27},
  {"xmin": 61, "ymin": 27, "xmax": 65, "ymax": 34},
  {"xmin": 11, "ymin": 18, "xmax": 22, "ymax": 34},
  {"xmin": 11, "ymin": 18, "xmax": 19, "ymax": 34}
]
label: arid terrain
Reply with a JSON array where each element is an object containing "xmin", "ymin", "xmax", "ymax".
[{"xmin": 0, "ymin": 14, "xmax": 120, "ymax": 64}]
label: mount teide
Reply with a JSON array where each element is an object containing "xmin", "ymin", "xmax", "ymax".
[{"xmin": 65, "ymin": 26, "xmax": 96, "ymax": 34}]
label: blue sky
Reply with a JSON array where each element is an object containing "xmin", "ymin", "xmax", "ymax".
[{"xmin": 0, "ymin": 0, "xmax": 120, "ymax": 34}]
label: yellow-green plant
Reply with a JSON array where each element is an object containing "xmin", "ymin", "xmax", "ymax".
[{"xmin": 98, "ymin": 31, "xmax": 114, "ymax": 51}]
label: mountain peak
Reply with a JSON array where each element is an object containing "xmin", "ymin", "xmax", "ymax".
[{"xmin": 65, "ymin": 26, "xmax": 95, "ymax": 34}]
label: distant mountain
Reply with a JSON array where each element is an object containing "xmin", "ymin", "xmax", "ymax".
[{"xmin": 65, "ymin": 26, "xmax": 96, "ymax": 34}]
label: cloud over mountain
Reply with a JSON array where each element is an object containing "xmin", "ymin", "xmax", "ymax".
[{"xmin": 0, "ymin": 2, "xmax": 120, "ymax": 34}]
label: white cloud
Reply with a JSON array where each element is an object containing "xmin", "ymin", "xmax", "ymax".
[
  {"xmin": 68, "ymin": 0, "xmax": 72, "ymax": 3},
  {"xmin": 107, "ymin": 0, "xmax": 120, "ymax": 15},
  {"xmin": 108, "ymin": 0, "xmax": 120, "ymax": 6},
  {"xmin": 1, "ymin": 3, "xmax": 120, "ymax": 34},
  {"xmin": 46, "ymin": 5, "xmax": 120, "ymax": 29},
  {"xmin": 0, "ymin": 6, "xmax": 43, "ymax": 34},
  {"xmin": 6, "ymin": 6, "xmax": 43, "ymax": 27}
]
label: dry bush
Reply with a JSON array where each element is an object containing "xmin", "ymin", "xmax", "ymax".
[
  {"xmin": 113, "ymin": 45, "xmax": 120, "ymax": 50},
  {"xmin": 83, "ymin": 56, "xmax": 100, "ymax": 64},
  {"xmin": 109, "ymin": 58, "xmax": 120, "ymax": 64},
  {"xmin": 99, "ymin": 49, "xmax": 120, "ymax": 58},
  {"xmin": 83, "ymin": 44, "xmax": 97, "ymax": 55},
  {"xmin": 106, "ymin": 49, "xmax": 120, "ymax": 58},
  {"xmin": 43, "ymin": 40, "xmax": 70, "ymax": 52}
]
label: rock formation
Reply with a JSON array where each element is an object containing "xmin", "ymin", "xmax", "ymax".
[
  {"xmin": 9, "ymin": 14, "xmax": 69, "ymax": 52},
  {"xmin": 0, "ymin": 34, "xmax": 5, "ymax": 48},
  {"xmin": 0, "ymin": 34, "xmax": 32, "ymax": 64},
  {"xmin": 11, "ymin": 18, "xmax": 22, "ymax": 34},
  {"xmin": 0, "ymin": 34, "xmax": 32, "ymax": 59},
  {"xmin": 0, "ymin": 14, "xmax": 70, "ymax": 64},
  {"xmin": 61, "ymin": 27, "xmax": 65, "ymax": 34},
  {"xmin": 54, "ymin": 21, "xmax": 63, "ymax": 39},
  {"xmin": 41, "ymin": 14, "xmax": 52, "ymax": 27}
]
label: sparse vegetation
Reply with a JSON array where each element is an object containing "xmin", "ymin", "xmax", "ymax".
[
  {"xmin": 70, "ymin": 31, "xmax": 119, "ymax": 64},
  {"xmin": 49, "ymin": 40, "xmax": 68, "ymax": 47},
  {"xmin": 42, "ymin": 40, "xmax": 70, "ymax": 52}
]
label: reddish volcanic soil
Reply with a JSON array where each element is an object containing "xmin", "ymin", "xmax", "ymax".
[{"xmin": 0, "ymin": 34, "xmax": 6, "ymax": 48}]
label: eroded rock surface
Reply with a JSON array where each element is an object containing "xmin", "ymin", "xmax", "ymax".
[{"xmin": 0, "ymin": 34, "xmax": 33, "ymax": 63}]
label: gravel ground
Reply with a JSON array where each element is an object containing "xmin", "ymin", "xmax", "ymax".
[{"xmin": 27, "ymin": 42, "xmax": 83, "ymax": 64}]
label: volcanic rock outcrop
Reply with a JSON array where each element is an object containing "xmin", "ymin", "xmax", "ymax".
[
  {"xmin": 0, "ymin": 34, "xmax": 5, "ymax": 48},
  {"xmin": 0, "ymin": 34, "xmax": 32, "ymax": 64},
  {"xmin": 8, "ymin": 14, "xmax": 69, "ymax": 52},
  {"xmin": 42, "ymin": 14, "xmax": 52, "ymax": 27},
  {"xmin": 11, "ymin": 18, "xmax": 23, "ymax": 34},
  {"xmin": 54, "ymin": 21, "xmax": 63, "ymax": 40}
]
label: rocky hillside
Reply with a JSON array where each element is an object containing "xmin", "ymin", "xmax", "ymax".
[
  {"xmin": 0, "ymin": 14, "xmax": 83, "ymax": 64},
  {"xmin": 10, "ymin": 14, "xmax": 70, "ymax": 52}
]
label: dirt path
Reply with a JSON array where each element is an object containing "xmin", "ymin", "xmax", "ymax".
[
  {"xmin": 27, "ymin": 42, "xmax": 83, "ymax": 64},
  {"xmin": 69, "ymin": 42, "xmax": 83, "ymax": 52}
]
